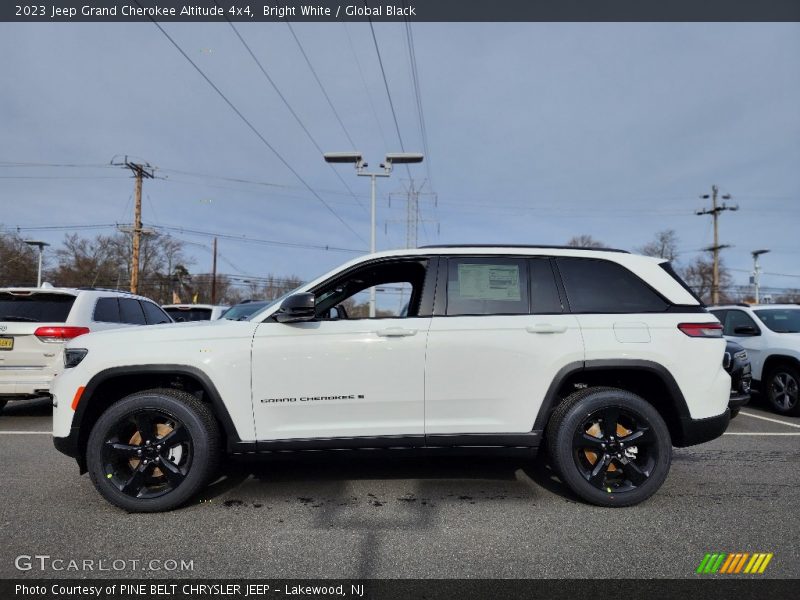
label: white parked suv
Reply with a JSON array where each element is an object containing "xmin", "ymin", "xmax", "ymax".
[
  {"xmin": 709, "ymin": 304, "xmax": 800, "ymax": 415},
  {"xmin": 0, "ymin": 286, "xmax": 172, "ymax": 412},
  {"xmin": 162, "ymin": 304, "xmax": 229, "ymax": 322},
  {"xmin": 52, "ymin": 246, "xmax": 731, "ymax": 511}
]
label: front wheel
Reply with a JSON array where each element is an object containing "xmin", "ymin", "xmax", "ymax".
[
  {"xmin": 546, "ymin": 387, "xmax": 672, "ymax": 507},
  {"xmin": 765, "ymin": 365, "xmax": 800, "ymax": 416},
  {"xmin": 86, "ymin": 388, "xmax": 220, "ymax": 512}
]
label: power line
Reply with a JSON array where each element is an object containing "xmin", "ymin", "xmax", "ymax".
[
  {"xmin": 146, "ymin": 223, "xmax": 363, "ymax": 254},
  {"xmin": 286, "ymin": 22, "xmax": 359, "ymax": 150},
  {"xmin": 366, "ymin": 12, "xmax": 407, "ymax": 155},
  {"xmin": 136, "ymin": 1, "xmax": 367, "ymax": 246},
  {"xmin": 222, "ymin": 16, "xmax": 366, "ymax": 212},
  {"xmin": 402, "ymin": 10, "xmax": 434, "ymax": 189},
  {"xmin": 343, "ymin": 22, "xmax": 390, "ymax": 150}
]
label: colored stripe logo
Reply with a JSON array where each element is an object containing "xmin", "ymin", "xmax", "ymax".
[{"xmin": 696, "ymin": 552, "xmax": 773, "ymax": 574}]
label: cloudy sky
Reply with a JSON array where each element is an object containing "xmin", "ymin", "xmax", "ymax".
[{"xmin": 1, "ymin": 22, "xmax": 798, "ymax": 294}]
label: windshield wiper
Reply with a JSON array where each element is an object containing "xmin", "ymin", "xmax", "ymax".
[{"xmin": 0, "ymin": 315, "xmax": 38, "ymax": 322}]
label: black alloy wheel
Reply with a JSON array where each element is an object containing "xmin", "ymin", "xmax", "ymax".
[
  {"xmin": 571, "ymin": 405, "xmax": 658, "ymax": 494},
  {"xmin": 87, "ymin": 388, "xmax": 220, "ymax": 512},
  {"xmin": 101, "ymin": 409, "xmax": 193, "ymax": 499},
  {"xmin": 547, "ymin": 387, "xmax": 672, "ymax": 507}
]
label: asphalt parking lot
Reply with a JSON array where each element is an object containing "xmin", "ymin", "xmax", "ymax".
[{"xmin": 1, "ymin": 396, "xmax": 798, "ymax": 579}]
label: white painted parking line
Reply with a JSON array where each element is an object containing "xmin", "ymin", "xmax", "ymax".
[
  {"xmin": 0, "ymin": 431, "xmax": 51, "ymax": 435},
  {"xmin": 739, "ymin": 411, "xmax": 800, "ymax": 429},
  {"xmin": 724, "ymin": 432, "xmax": 800, "ymax": 436}
]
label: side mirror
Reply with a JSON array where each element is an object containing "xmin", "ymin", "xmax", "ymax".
[
  {"xmin": 275, "ymin": 293, "xmax": 316, "ymax": 323},
  {"xmin": 733, "ymin": 325, "xmax": 759, "ymax": 336}
]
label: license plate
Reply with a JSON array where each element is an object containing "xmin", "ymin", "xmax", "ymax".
[{"xmin": 0, "ymin": 337, "xmax": 13, "ymax": 351}]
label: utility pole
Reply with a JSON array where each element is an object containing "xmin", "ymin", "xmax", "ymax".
[
  {"xmin": 696, "ymin": 185, "xmax": 737, "ymax": 304},
  {"xmin": 211, "ymin": 237, "xmax": 218, "ymax": 305},
  {"xmin": 112, "ymin": 157, "xmax": 154, "ymax": 294}
]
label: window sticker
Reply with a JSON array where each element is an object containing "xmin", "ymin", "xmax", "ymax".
[{"xmin": 457, "ymin": 264, "xmax": 521, "ymax": 301}]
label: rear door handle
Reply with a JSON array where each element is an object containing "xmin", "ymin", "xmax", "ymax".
[
  {"xmin": 376, "ymin": 327, "xmax": 418, "ymax": 337},
  {"xmin": 526, "ymin": 324, "xmax": 567, "ymax": 334}
]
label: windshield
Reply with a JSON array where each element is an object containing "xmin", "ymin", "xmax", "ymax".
[
  {"xmin": 164, "ymin": 307, "xmax": 212, "ymax": 322},
  {"xmin": 754, "ymin": 309, "xmax": 800, "ymax": 333},
  {"xmin": 222, "ymin": 284, "xmax": 307, "ymax": 321}
]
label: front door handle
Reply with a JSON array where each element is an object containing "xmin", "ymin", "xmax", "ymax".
[
  {"xmin": 376, "ymin": 327, "xmax": 418, "ymax": 337},
  {"xmin": 526, "ymin": 324, "xmax": 567, "ymax": 334}
]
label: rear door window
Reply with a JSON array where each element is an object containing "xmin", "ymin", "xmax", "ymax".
[
  {"xmin": 0, "ymin": 293, "xmax": 75, "ymax": 323},
  {"xmin": 446, "ymin": 258, "xmax": 529, "ymax": 316},
  {"xmin": 556, "ymin": 257, "xmax": 669, "ymax": 313},
  {"xmin": 119, "ymin": 298, "xmax": 147, "ymax": 325}
]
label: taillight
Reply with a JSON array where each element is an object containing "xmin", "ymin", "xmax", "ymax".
[
  {"xmin": 34, "ymin": 326, "xmax": 90, "ymax": 342},
  {"xmin": 678, "ymin": 322, "xmax": 723, "ymax": 338}
]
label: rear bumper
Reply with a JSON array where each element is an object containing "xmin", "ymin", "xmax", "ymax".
[{"xmin": 674, "ymin": 409, "xmax": 730, "ymax": 447}]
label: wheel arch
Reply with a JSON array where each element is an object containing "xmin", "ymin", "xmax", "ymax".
[
  {"xmin": 534, "ymin": 360, "xmax": 692, "ymax": 446},
  {"xmin": 761, "ymin": 354, "xmax": 800, "ymax": 382},
  {"xmin": 72, "ymin": 365, "xmax": 243, "ymax": 472}
]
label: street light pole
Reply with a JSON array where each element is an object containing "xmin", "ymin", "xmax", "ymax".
[
  {"xmin": 324, "ymin": 151, "xmax": 424, "ymax": 318},
  {"xmin": 23, "ymin": 240, "xmax": 50, "ymax": 288},
  {"xmin": 751, "ymin": 249, "xmax": 770, "ymax": 304}
]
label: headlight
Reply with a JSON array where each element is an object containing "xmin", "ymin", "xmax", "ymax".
[
  {"xmin": 64, "ymin": 348, "xmax": 88, "ymax": 368},
  {"xmin": 734, "ymin": 350, "xmax": 748, "ymax": 360}
]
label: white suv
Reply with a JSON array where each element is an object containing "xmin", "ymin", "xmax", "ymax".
[
  {"xmin": 162, "ymin": 304, "xmax": 230, "ymax": 322},
  {"xmin": 709, "ymin": 304, "xmax": 800, "ymax": 415},
  {"xmin": 52, "ymin": 246, "xmax": 731, "ymax": 511},
  {"xmin": 0, "ymin": 286, "xmax": 172, "ymax": 411}
]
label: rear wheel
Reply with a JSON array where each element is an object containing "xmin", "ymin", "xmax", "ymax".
[
  {"xmin": 765, "ymin": 365, "xmax": 800, "ymax": 416},
  {"xmin": 86, "ymin": 388, "xmax": 220, "ymax": 512},
  {"xmin": 546, "ymin": 387, "xmax": 672, "ymax": 507}
]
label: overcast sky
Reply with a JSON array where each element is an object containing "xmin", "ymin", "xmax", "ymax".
[{"xmin": 1, "ymin": 22, "xmax": 798, "ymax": 294}]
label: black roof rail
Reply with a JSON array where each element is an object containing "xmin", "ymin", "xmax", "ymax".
[{"xmin": 417, "ymin": 244, "xmax": 629, "ymax": 254}]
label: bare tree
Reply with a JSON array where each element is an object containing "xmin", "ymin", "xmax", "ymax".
[
  {"xmin": 681, "ymin": 255, "xmax": 733, "ymax": 304},
  {"xmin": 638, "ymin": 229, "xmax": 679, "ymax": 261},
  {"xmin": 0, "ymin": 228, "xmax": 40, "ymax": 286},
  {"xmin": 566, "ymin": 234, "xmax": 607, "ymax": 249}
]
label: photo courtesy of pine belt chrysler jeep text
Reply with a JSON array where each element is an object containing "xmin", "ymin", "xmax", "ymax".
[{"xmin": 51, "ymin": 246, "xmax": 731, "ymax": 511}]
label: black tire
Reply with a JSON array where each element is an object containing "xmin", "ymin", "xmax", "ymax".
[
  {"xmin": 86, "ymin": 388, "xmax": 220, "ymax": 512},
  {"xmin": 730, "ymin": 407, "xmax": 740, "ymax": 419},
  {"xmin": 0, "ymin": 400, "xmax": 7, "ymax": 414},
  {"xmin": 546, "ymin": 387, "xmax": 672, "ymax": 507},
  {"xmin": 764, "ymin": 364, "xmax": 800, "ymax": 416}
]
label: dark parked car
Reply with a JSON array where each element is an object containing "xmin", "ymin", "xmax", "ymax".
[{"xmin": 724, "ymin": 339, "xmax": 751, "ymax": 418}]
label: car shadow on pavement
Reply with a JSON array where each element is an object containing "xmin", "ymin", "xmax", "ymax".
[{"xmin": 0, "ymin": 397, "xmax": 52, "ymax": 417}]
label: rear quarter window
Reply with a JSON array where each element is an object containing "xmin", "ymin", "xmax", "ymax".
[
  {"xmin": 556, "ymin": 257, "xmax": 669, "ymax": 313},
  {"xmin": 119, "ymin": 298, "xmax": 147, "ymax": 325},
  {"xmin": 142, "ymin": 301, "xmax": 172, "ymax": 325},
  {"xmin": 0, "ymin": 293, "xmax": 75, "ymax": 323}
]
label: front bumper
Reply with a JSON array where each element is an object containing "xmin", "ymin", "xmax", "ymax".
[
  {"xmin": 674, "ymin": 409, "xmax": 730, "ymax": 447},
  {"xmin": 728, "ymin": 392, "xmax": 750, "ymax": 411},
  {"xmin": 53, "ymin": 427, "xmax": 86, "ymax": 473}
]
